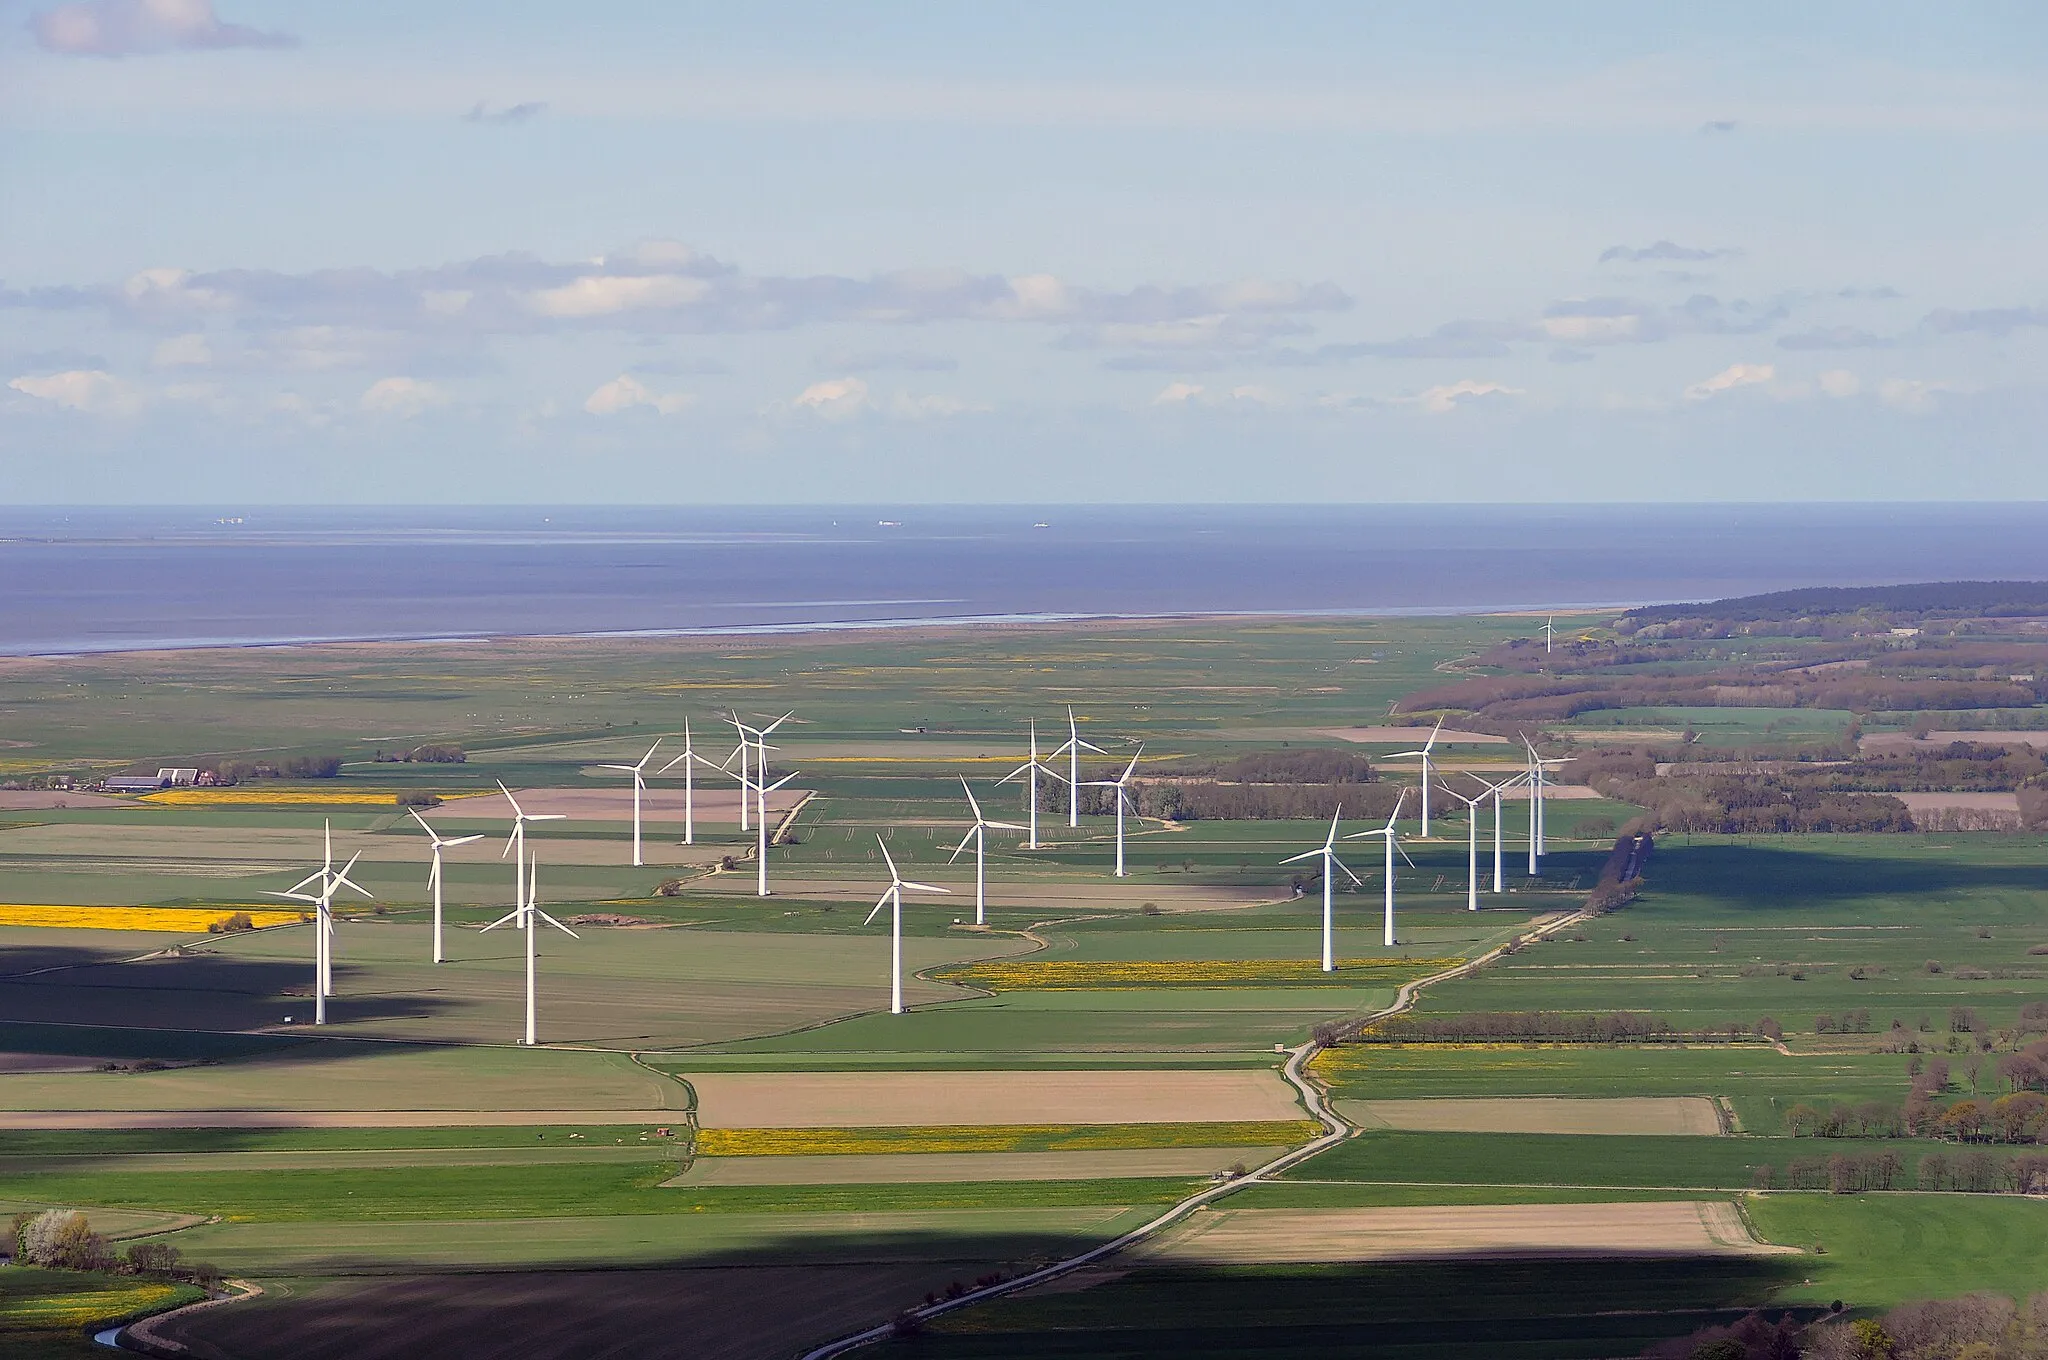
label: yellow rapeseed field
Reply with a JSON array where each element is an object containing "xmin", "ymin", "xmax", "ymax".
[
  {"xmin": 0, "ymin": 905, "xmax": 307, "ymax": 932},
  {"xmin": 697, "ymin": 1121, "xmax": 1322, "ymax": 1157},
  {"xmin": 142, "ymin": 788, "xmax": 489, "ymax": 807},
  {"xmin": 1, "ymin": 1280, "xmax": 192, "ymax": 1330},
  {"xmin": 927, "ymin": 957, "xmax": 1465, "ymax": 990}
]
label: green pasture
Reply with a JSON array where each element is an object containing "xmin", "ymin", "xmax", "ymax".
[
  {"xmin": 1555, "ymin": 706, "xmax": 1858, "ymax": 746},
  {"xmin": 1746, "ymin": 1193, "xmax": 2048, "ymax": 1306},
  {"xmin": 0, "ymin": 1268, "xmax": 204, "ymax": 1358}
]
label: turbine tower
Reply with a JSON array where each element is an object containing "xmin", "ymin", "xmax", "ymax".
[
  {"xmin": 497, "ymin": 781, "xmax": 565, "ymax": 920},
  {"xmin": 1346, "ymin": 788, "xmax": 1413, "ymax": 948},
  {"xmin": 1440, "ymin": 784, "xmax": 1486, "ymax": 911},
  {"xmin": 995, "ymin": 719, "xmax": 1052, "ymax": 849},
  {"xmin": 598, "ymin": 738, "xmax": 662, "ymax": 867},
  {"xmin": 951, "ymin": 776, "xmax": 1024, "ymax": 925},
  {"xmin": 1474, "ymin": 772, "xmax": 1522, "ymax": 893},
  {"xmin": 865, "ymin": 836, "xmax": 950, "ymax": 1015},
  {"xmin": 656, "ymin": 718, "xmax": 715, "ymax": 845},
  {"xmin": 749, "ymin": 768, "xmax": 799, "ymax": 897},
  {"xmin": 409, "ymin": 807, "xmax": 481, "ymax": 963},
  {"xmin": 1387, "ymin": 718, "xmax": 1445, "ymax": 837},
  {"xmin": 482, "ymin": 851, "xmax": 579, "ymax": 1046},
  {"xmin": 266, "ymin": 820, "xmax": 372, "ymax": 1025},
  {"xmin": 1084, "ymin": 745, "xmax": 1143, "ymax": 878},
  {"xmin": 1051, "ymin": 706, "xmax": 1105, "ymax": 829},
  {"xmin": 1521, "ymin": 738, "xmax": 1571, "ymax": 870},
  {"xmin": 1281, "ymin": 806, "xmax": 1361, "ymax": 972}
]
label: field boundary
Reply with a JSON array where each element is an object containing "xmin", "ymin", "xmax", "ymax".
[
  {"xmin": 116, "ymin": 1278, "xmax": 264, "ymax": 1357},
  {"xmin": 797, "ymin": 900, "xmax": 1599, "ymax": 1358}
]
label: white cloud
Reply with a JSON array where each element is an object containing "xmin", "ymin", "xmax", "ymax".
[
  {"xmin": 583, "ymin": 374, "xmax": 694, "ymax": 417},
  {"xmin": 1152, "ymin": 381, "xmax": 1204, "ymax": 405},
  {"xmin": 1818, "ymin": 369, "xmax": 1861, "ymax": 398},
  {"xmin": 1411, "ymin": 379, "xmax": 1522, "ymax": 413},
  {"xmin": 888, "ymin": 392, "xmax": 989, "ymax": 420},
  {"xmin": 792, "ymin": 377, "xmax": 871, "ymax": 420},
  {"xmin": 1539, "ymin": 312, "xmax": 1641, "ymax": 343},
  {"xmin": 31, "ymin": 0, "xmax": 295, "ymax": 56},
  {"xmin": 525, "ymin": 274, "xmax": 713, "ymax": 319},
  {"xmin": 359, "ymin": 376, "xmax": 447, "ymax": 417},
  {"xmin": 1878, "ymin": 378, "xmax": 1965, "ymax": 414},
  {"xmin": 8, "ymin": 369, "xmax": 138, "ymax": 414},
  {"xmin": 1684, "ymin": 362, "xmax": 1774, "ymax": 401},
  {"xmin": 150, "ymin": 332, "xmax": 212, "ymax": 367}
]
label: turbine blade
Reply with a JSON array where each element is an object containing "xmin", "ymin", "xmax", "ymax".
[
  {"xmin": 408, "ymin": 807, "xmax": 435, "ymax": 835},
  {"xmin": 960, "ymin": 776, "xmax": 983, "ymax": 820},
  {"xmin": 876, "ymin": 835, "xmax": 899, "ymax": 880},
  {"xmin": 264, "ymin": 890, "xmax": 319, "ymax": 904},
  {"xmin": 985, "ymin": 821, "xmax": 1026, "ymax": 831},
  {"xmin": 639, "ymin": 739, "xmax": 662, "ymax": 769},
  {"xmin": 901, "ymin": 881, "xmax": 951, "ymax": 894},
  {"xmin": 536, "ymin": 909, "xmax": 581, "ymax": 938},
  {"xmin": 1332, "ymin": 854, "xmax": 1363, "ymax": 886},
  {"xmin": 949, "ymin": 830, "xmax": 975, "ymax": 862},
  {"xmin": 447, "ymin": 834, "xmax": 483, "ymax": 847},
  {"xmin": 530, "ymin": 813, "xmax": 566, "ymax": 822},
  {"xmin": 863, "ymin": 891, "xmax": 890, "ymax": 926},
  {"xmin": 1279, "ymin": 848, "xmax": 1321, "ymax": 865},
  {"xmin": 497, "ymin": 780, "xmax": 523, "ymax": 816},
  {"xmin": 481, "ymin": 907, "xmax": 521, "ymax": 932}
]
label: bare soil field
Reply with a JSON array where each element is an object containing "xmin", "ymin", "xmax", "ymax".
[
  {"xmin": 665, "ymin": 1146, "xmax": 1285, "ymax": 1186},
  {"xmin": 1339, "ymin": 1096, "xmax": 1722, "ymax": 1136},
  {"xmin": 0, "ymin": 1109, "xmax": 690, "ymax": 1129},
  {"xmin": 1137, "ymin": 1201, "xmax": 1788, "ymax": 1265},
  {"xmin": 1317, "ymin": 727, "xmax": 1508, "ymax": 745},
  {"xmin": 157, "ymin": 1262, "xmax": 986, "ymax": 1360},
  {"xmin": 0, "ymin": 1051, "xmax": 121, "ymax": 1073},
  {"xmin": 1895, "ymin": 792, "xmax": 2022, "ymax": 827},
  {"xmin": 0, "ymin": 790, "xmax": 138, "ymax": 809},
  {"xmin": 686, "ymin": 1069, "xmax": 1303, "ymax": 1128}
]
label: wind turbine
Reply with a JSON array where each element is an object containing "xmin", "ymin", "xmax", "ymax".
[
  {"xmin": 1084, "ymin": 745, "xmax": 1143, "ymax": 878},
  {"xmin": 1345, "ymin": 788, "xmax": 1413, "ymax": 948},
  {"xmin": 266, "ymin": 820, "xmax": 372, "ymax": 1025},
  {"xmin": 1051, "ymin": 706, "xmax": 1106, "ymax": 829},
  {"xmin": 1472, "ymin": 772, "xmax": 1522, "ymax": 893},
  {"xmin": 995, "ymin": 719, "xmax": 1052, "ymax": 849},
  {"xmin": 1521, "ymin": 738, "xmax": 1571, "ymax": 869},
  {"xmin": 409, "ymin": 808, "xmax": 481, "ymax": 963},
  {"xmin": 655, "ymin": 719, "xmax": 715, "ymax": 845},
  {"xmin": 481, "ymin": 850, "xmax": 579, "ymax": 1046},
  {"xmin": 1545, "ymin": 616, "xmax": 1555, "ymax": 654},
  {"xmin": 598, "ymin": 738, "xmax": 662, "ymax": 867},
  {"xmin": 749, "ymin": 767, "xmax": 799, "ymax": 897},
  {"xmin": 951, "ymin": 777, "xmax": 1024, "ymax": 925},
  {"xmin": 498, "ymin": 781, "xmax": 565, "ymax": 920},
  {"xmin": 1281, "ymin": 807, "xmax": 1362, "ymax": 972},
  {"xmin": 865, "ymin": 836, "xmax": 950, "ymax": 1015},
  {"xmin": 1439, "ymin": 785, "xmax": 1486, "ymax": 911},
  {"xmin": 1387, "ymin": 718, "xmax": 1446, "ymax": 837}
]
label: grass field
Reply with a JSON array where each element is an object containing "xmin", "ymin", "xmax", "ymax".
[{"xmin": 0, "ymin": 1268, "xmax": 204, "ymax": 1358}]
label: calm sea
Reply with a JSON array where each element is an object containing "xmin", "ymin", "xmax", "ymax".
[{"xmin": 5, "ymin": 504, "xmax": 2048, "ymax": 656}]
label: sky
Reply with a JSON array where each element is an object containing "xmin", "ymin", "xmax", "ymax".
[{"xmin": 2, "ymin": 1, "xmax": 2046, "ymax": 504}]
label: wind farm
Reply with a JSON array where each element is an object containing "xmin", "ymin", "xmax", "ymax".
[{"xmin": 3, "ymin": 609, "xmax": 2046, "ymax": 1360}]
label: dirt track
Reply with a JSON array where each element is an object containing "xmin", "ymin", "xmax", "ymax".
[{"xmin": 1137, "ymin": 1201, "xmax": 1788, "ymax": 1264}]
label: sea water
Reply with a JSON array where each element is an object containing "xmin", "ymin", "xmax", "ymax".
[{"xmin": 5, "ymin": 504, "xmax": 2047, "ymax": 656}]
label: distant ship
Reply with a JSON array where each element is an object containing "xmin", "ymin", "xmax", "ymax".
[
  {"xmin": 877, "ymin": 520, "xmax": 901, "ymax": 527},
  {"xmin": 1032, "ymin": 521, "xmax": 1050, "ymax": 529}
]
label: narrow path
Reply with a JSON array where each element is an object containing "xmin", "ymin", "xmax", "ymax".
[{"xmin": 797, "ymin": 901, "xmax": 1596, "ymax": 1359}]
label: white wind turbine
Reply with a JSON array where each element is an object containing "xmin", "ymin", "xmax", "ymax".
[
  {"xmin": 1545, "ymin": 615, "xmax": 1555, "ymax": 654},
  {"xmin": 995, "ymin": 719, "xmax": 1052, "ymax": 849},
  {"xmin": 409, "ymin": 808, "xmax": 481, "ymax": 964},
  {"xmin": 1084, "ymin": 745, "xmax": 1144, "ymax": 878},
  {"xmin": 481, "ymin": 850, "xmax": 579, "ymax": 1046},
  {"xmin": 1051, "ymin": 706, "xmax": 1106, "ymax": 829},
  {"xmin": 266, "ymin": 820, "xmax": 372, "ymax": 1025},
  {"xmin": 749, "ymin": 766, "xmax": 799, "ymax": 897},
  {"xmin": 865, "ymin": 836, "xmax": 950, "ymax": 1015},
  {"xmin": 1387, "ymin": 718, "xmax": 1446, "ymax": 837},
  {"xmin": 1521, "ymin": 737, "xmax": 1571, "ymax": 870},
  {"xmin": 598, "ymin": 738, "xmax": 662, "ymax": 867},
  {"xmin": 1345, "ymin": 787, "xmax": 1413, "ymax": 948},
  {"xmin": 498, "ymin": 781, "xmax": 565, "ymax": 919},
  {"xmin": 951, "ymin": 777, "xmax": 1024, "ymax": 925},
  {"xmin": 1281, "ymin": 806, "xmax": 1362, "ymax": 972},
  {"xmin": 1439, "ymin": 784, "xmax": 1486, "ymax": 911},
  {"xmin": 1472, "ymin": 772, "xmax": 1523, "ymax": 894},
  {"xmin": 655, "ymin": 719, "xmax": 718, "ymax": 846}
]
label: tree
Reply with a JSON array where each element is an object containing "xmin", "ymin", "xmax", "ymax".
[{"xmin": 20, "ymin": 1209, "xmax": 108, "ymax": 1269}]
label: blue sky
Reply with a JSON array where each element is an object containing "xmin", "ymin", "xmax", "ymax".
[{"xmin": 3, "ymin": 1, "xmax": 2045, "ymax": 503}]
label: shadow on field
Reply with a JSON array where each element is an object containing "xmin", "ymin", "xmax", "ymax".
[
  {"xmin": 149, "ymin": 1243, "xmax": 1825, "ymax": 1360},
  {"xmin": 0, "ymin": 944, "xmax": 463, "ymax": 1039},
  {"xmin": 1658, "ymin": 842, "xmax": 2047, "ymax": 906}
]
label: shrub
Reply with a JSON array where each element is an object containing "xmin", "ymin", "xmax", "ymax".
[
  {"xmin": 125, "ymin": 1240, "xmax": 182, "ymax": 1275},
  {"xmin": 20, "ymin": 1209, "xmax": 110, "ymax": 1269},
  {"xmin": 406, "ymin": 744, "xmax": 466, "ymax": 763},
  {"xmin": 395, "ymin": 791, "xmax": 443, "ymax": 808},
  {"xmin": 208, "ymin": 911, "xmax": 255, "ymax": 934}
]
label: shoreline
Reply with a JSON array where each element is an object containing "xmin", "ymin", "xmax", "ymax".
[{"xmin": 2, "ymin": 601, "xmax": 1642, "ymax": 663}]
